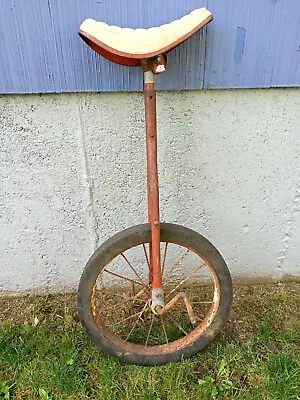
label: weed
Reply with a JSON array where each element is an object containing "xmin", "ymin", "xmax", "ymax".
[
  {"xmin": 0, "ymin": 382, "xmax": 10, "ymax": 399},
  {"xmin": 38, "ymin": 388, "xmax": 52, "ymax": 400}
]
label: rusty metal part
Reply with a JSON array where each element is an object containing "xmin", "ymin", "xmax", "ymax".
[
  {"xmin": 156, "ymin": 292, "xmax": 199, "ymax": 325},
  {"xmin": 121, "ymin": 252, "xmax": 149, "ymax": 291},
  {"xmin": 151, "ymin": 288, "xmax": 165, "ymax": 313},
  {"xmin": 164, "ymin": 248, "xmax": 190, "ymax": 280},
  {"xmin": 104, "ymin": 268, "xmax": 144, "ymax": 288},
  {"xmin": 125, "ymin": 301, "xmax": 150, "ymax": 341},
  {"xmin": 165, "ymin": 263, "xmax": 206, "ymax": 299},
  {"xmin": 144, "ymin": 73, "xmax": 162, "ymax": 291},
  {"xmin": 151, "ymin": 53, "xmax": 168, "ymax": 74},
  {"xmin": 141, "ymin": 55, "xmax": 167, "ymax": 75},
  {"xmin": 141, "ymin": 58, "xmax": 153, "ymax": 72},
  {"xmin": 91, "ymin": 237, "xmax": 222, "ymax": 357}
]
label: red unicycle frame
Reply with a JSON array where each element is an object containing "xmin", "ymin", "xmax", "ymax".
[{"xmin": 77, "ymin": 7, "xmax": 233, "ymax": 366}]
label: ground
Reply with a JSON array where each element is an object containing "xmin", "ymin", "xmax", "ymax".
[{"xmin": 0, "ymin": 282, "xmax": 299, "ymax": 399}]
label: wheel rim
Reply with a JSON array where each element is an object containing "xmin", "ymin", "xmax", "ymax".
[{"xmin": 90, "ymin": 238, "xmax": 221, "ymax": 356}]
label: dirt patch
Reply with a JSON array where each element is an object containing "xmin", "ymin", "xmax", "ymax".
[
  {"xmin": 0, "ymin": 292, "xmax": 77, "ymax": 325},
  {"xmin": 226, "ymin": 281, "xmax": 300, "ymax": 341},
  {"xmin": 0, "ymin": 282, "xmax": 299, "ymax": 342}
]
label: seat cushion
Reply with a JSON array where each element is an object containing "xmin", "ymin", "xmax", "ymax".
[{"xmin": 79, "ymin": 7, "xmax": 212, "ymax": 65}]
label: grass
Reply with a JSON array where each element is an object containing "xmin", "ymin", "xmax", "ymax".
[{"xmin": 0, "ymin": 282, "xmax": 299, "ymax": 399}]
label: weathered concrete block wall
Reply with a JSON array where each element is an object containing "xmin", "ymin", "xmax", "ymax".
[{"xmin": 0, "ymin": 89, "xmax": 299, "ymax": 294}]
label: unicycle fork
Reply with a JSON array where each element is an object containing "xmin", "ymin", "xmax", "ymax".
[{"xmin": 142, "ymin": 58, "xmax": 164, "ymax": 313}]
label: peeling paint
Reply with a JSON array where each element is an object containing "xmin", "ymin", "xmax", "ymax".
[{"xmin": 234, "ymin": 27, "xmax": 246, "ymax": 64}]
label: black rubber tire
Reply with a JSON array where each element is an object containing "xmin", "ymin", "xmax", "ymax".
[{"xmin": 77, "ymin": 223, "xmax": 232, "ymax": 366}]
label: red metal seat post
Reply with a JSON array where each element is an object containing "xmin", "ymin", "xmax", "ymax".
[{"xmin": 143, "ymin": 61, "xmax": 165, "ymax": 312}]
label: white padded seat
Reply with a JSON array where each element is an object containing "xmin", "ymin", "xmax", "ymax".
[{"xmin": 79, "ymin": 7, "xmax": 212, "ymax": 63}]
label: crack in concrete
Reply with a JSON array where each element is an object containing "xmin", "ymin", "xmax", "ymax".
[
  {"xmin": 277, "ymin": 178, "xmax": 300, "ymax": 273},
  {"xmin": 76, "ymin": 96, "xmax": 100, "ymax": 251},
  {"xmin": 276, "ymin": 95, "xmax": 300, "ymax": 274}
]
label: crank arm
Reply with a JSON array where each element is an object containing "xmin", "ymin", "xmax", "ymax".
[{"xmin": 156, "ymin": 292, "xmax": 199, "ymax": 325}]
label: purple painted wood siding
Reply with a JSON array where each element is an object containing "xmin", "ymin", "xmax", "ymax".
[{"xmin": 0, "ymin": 0, "xmax": 299, "ymax": 93}]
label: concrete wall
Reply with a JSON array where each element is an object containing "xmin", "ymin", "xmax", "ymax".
[{"xmin": 0, "ymin": 88, "xmax": 299, "ymax": 295}]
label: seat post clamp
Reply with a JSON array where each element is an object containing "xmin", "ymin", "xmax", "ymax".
[{"xmin": 141, "ymin": 54, "xmax": 168, "ymax": 76}]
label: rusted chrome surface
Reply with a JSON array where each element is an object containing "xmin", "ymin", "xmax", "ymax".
[
  {"xmin": 142, "ymin": 54, "xmax": 168, "ymax": 75},
  {"xmin": 90, "ymin": 239, "xmax": 221, "ymax": 356},
  {"xmin": 151, "ymin": 287, "xmax": 165, "ymax": 313},
  {"xmin": 151, "ymin": 54, "xmax": 168, "ymax": 74}
]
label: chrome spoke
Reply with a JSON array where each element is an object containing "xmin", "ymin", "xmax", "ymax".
[
  {"xmin": 161, "ymin": 315, "xmax": 169, "ymax": 344},
  {"xmin": 169, "ymin": 315, "xmax": 188, "ymax": 336},
  {"xmin": 93, "ymin": 240, "xmax": 218, "ymax": 348},
  {"xmin": 114, "ymin": 302, "xmax": 150, "ymax": 326},
  {"xmin": 145, "ymin": 314, "xmax": 155, "ymax": 346},
  {"xmin": 98, "ymin": 292, "xmax": 147, "ymax": 313},
  {"xmin": 164, "ymin": 248, "xmax": 190, "ymax": 279},
  {"xmin": 121, "ymin": 253, "xmax": 149, "ymax": 291},
  {"xmin": 165, "ymin": 263, "xmax": 206, "ymax": 299},
  {"xmin": 161, "ymin": 242, "xmax": 169, "ymax": 276},
  {"xmin": 125, "ymin": 301, "xmax": 149, "ymax": 341},
  {"xmin": 142, "ymin": 243, "xmax": 151, "ymax": 270},
  {"xmin": 131, "ymin": 287, "xmax": 149, "ymax": 300},
  {"xmin": 104, "ymin": 269, "xmax": 144, "ymax": 287},
  {"xmin": 99, "ymin": 300, "xmax": 132, "ymax": 313},
  {"xmin": 95, "ymin": 288, "xmax": 125, "ymax": 299}
]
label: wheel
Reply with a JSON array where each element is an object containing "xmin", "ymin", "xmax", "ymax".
[{"xmin": 77, "ymin": 223, "xmax": 232, "ymax": 366}]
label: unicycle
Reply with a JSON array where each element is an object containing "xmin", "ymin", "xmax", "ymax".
[{"xmin": 77, "ymin": 7, "xmax": 233, "ymax": 366}]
